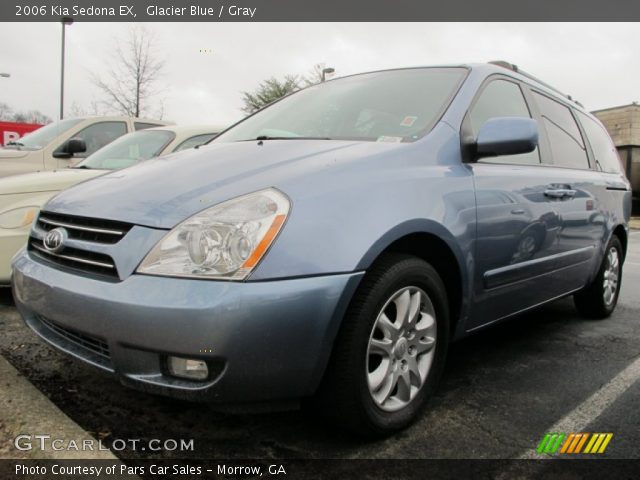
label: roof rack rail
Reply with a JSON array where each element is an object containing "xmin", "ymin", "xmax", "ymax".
[{"xmin": 488, "ymin": 60, "xmax": 582, "ymax": 107}]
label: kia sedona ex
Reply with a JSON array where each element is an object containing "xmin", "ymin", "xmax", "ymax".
[{"xmin": 12, "ymin": 62, "xmax": 631, "ymax": 437}]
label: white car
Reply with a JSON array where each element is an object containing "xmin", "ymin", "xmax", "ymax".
[
  {"xmin": 0, "ymin": 116, "xmax": 168, "ymax": 178},
  {"xmin": 0, "ymin": 125, "xmax": 224, "ymax": 284}
]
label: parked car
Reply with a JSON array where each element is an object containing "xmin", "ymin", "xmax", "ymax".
[
  {"xmin": 0, "ymin": 125, "xmax": 223, "ymax": 284},
  {"xmin": 12, "ymin": 63, "xmax": 631, "ymax": 436},
  {"xmin": 0, "ymin": 116, "xmax": 168, "ymax": 178}
]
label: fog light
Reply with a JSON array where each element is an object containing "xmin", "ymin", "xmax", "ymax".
[{"xmin": 167, "ymin": 356, "xmax": 209, "ymax": 380}]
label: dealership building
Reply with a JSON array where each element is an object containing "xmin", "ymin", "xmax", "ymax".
[{"xmin": 593, "ymin": 103, "xmax": 640, "ymax": 214}]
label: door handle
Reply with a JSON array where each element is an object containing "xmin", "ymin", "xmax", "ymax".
[{"xmin": 544, "ymin": 188, "xmax": 576, "ymax": 199}]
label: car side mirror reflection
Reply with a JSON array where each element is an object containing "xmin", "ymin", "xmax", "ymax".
[
  {"xmin": 474, "ymin": 117, "xmax": 538, "ymax": 159},
  {"xmin": 53, "ymin": 138, "xmax": 87, "ymax": 158}
]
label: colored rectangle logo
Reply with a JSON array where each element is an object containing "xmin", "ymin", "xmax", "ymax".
[{"xmin": 537, "ymin": 433, "xmax": 613, "ymax": 455}]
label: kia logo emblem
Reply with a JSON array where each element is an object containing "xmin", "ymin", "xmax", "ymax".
[{"xmin": 43, "ymin": 227, "xmax": 67, "ymax": 253}]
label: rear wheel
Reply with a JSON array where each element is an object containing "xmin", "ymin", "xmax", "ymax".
[
  {"xmin": 574, "ymin": 236, "xmax": 623, "ymax": 319},
  {"xmin": 315, "ymin": 253, "xmax": 449, "ymax": 437}
]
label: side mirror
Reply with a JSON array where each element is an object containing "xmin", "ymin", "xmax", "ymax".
[
  {"xmin": 53, "ymin": 138, "xmax": 87, "ymax": 158},
  {"xmin": 475, "ymin": 117, "xmax": 538, "ymax": 159}
]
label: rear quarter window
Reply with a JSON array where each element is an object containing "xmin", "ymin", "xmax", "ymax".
[
  {"xmin": 532, "ymin": 91, "xmax": 589, "ymax": 170},
  {"xmin": 135, "ymin": 122, "xmax": 163, "ymax": 131},
  {"xmin": 576, "ymin": 111, "xmax": 623, "ymax": 174}
]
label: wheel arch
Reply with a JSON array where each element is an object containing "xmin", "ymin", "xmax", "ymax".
[
  {"xmin": 612, "ymin": 224, "xmax": 628, "ymax": 262},
  {"xmin": 355, "ymin": 219, "xmax": 469, "ymax": 339}
]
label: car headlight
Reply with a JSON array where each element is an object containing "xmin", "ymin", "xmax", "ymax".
[
  {"xmin": 0, "ymin": 206, "xmax": 39, "ymax": 229},
  {"xmin": 137, "ymin": 188, "xmax": 290, "ymax": 280}
]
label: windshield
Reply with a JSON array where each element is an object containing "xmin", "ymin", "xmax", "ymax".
[
  {"xmin": 216, "ymin": 68, "xmax": 467, "ymax": 143},
  {"xmin": 76, "ymin": 130, "xmax": 175, "ymax": 170},
  {"xmin": 3, "ymin": 118, "xmax": 84, "ymax": 150}
]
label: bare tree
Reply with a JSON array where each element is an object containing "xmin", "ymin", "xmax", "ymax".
[
  {"xmin": 5, "ymin": 108, "xmax": 52, "ymax": 124},
  {"xmin": 303, "ymin": 63, "xmax": 328, "ymax": 86},
  {"xmin": 241, "ymin": 75, "xmax": 301, "ymax": 114},
  {"xmin": 92, "ymin": 26, "xmax": 165, "ymax": 118},
  {"xmin": 0, "ymin": 102, "xmax": 13, "ymax": 121},
  {"xmin": 70, "ymin": 100, "xmax": 103, "ymax": 117},
  {"xmin": 0, "ymin": 102, "xmax": 52, "ymax": 124},
  {"xmin": 21, "ymin": 110, "xmax": 53, "ymax": 124}
]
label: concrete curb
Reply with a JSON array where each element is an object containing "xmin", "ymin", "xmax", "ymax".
[
  {"xmin": 0, "ymin": 355, "xmax": 117, "ymax": 460},
  {"xmin": 630, "ymin": 218, "xmax": 640, "ymax": 230}
]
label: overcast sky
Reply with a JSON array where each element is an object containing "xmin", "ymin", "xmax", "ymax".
[{"xmin": 0, "ymin": 22, "xmax": 638, "ymax": 126}]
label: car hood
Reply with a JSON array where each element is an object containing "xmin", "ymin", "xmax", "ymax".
[
  {"xmin": 0, "ymin": 148, "xmax": 30, "ymax": 159},
  {"xmin": 0, "ymin": 169, "xmax": 106, "ymax": 195},
  {"xmin": 44, "ymin": 139, "xmax": 410, "ymax": 228}
]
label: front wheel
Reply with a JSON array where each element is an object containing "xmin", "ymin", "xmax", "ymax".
[
  {"xmin": 574, "ymin": 236, "xmax": 623, "ymax": 319},
  {"xmin": 315, "ymin": 253, "xmax": 449, "ymax": 437}
]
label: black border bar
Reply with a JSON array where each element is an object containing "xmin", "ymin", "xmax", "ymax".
[
  {"xmin": 3, "ymin": 0, "xmax": 640, "ymax": 22},
  {"xmin": 2, "ymin": 459, "xmax": 640, "ymax": 479}
]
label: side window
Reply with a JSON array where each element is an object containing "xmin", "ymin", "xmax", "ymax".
[
  {"xmin": 173, "ymin": 133, "xmax": 218, "ymax": 152},
  {"xmin": 576, "ymin": 111, "xmax": 622, "ymax": 174},
  {"xmin": 531, "ymin": 92, "xmax": 589, "ymax": 169},
  {"xmin": 469, "ymin": 79, "xmax": 540, "ymax": 165},
  {"xmin": 71, "ymin": 121, "xmax": 127, "ymax": 157},
  {"xmin": 135, "ymin": 122, "xmax": 162, "ymax": 131}
]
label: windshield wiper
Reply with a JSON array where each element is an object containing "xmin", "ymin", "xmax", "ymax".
[
  {"xmin": 74, "ymin": 165, "xmax": 91, "ymax": 169},
  {"xmin": 4, "ymin": 141, "xmax": 25, "ymax": 149},
  {"xmin": 240, "ymin": 135, "xmax": 333, "ymax": 142}
]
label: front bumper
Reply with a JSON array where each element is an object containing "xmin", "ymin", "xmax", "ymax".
[
  {"xmin": 12, "ymin": 250, "xmax": 363, "ymax": 402},
  {"xmin": 0, "ymin": 227, "xmax": 29, "ymax": 284}
]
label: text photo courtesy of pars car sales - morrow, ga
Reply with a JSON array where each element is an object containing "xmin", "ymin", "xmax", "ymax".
[{"xmin": 1, "ymin": 2, "xmax": 640, "ymax": 479}]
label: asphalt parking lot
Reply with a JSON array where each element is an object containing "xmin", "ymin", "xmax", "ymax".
[{"xmin": 1, "ymin": 232, "xmax": 639, "ymax": 460}]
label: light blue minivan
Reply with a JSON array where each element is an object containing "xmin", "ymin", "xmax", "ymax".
[{"xmin": 12, "ymin": 62, "xmax": 631, "ymax": 436}]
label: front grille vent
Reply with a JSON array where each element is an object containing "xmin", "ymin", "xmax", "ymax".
[
  {"xmin": 39, "ymin": 316, "xmax": 111, "ymax": 362},
  {"xmin": 29, "ymin": 211, "xmax": 131, "ymax": 280},
  {"xmin": 29, "ymin": 238, "xmax": 118, "ymax": 280},
  {"xmin": 37, "ymin": 211, "xmax": 132, "ymax": 244}
]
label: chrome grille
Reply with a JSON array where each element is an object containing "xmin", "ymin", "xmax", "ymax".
[
  {"xmin": 29, "ymin": 211, "xmax": 132, "ymax": 280},
  {"xmin": 28, "ymin": 237, "xmax": 118, "ymax": 279},
  {"xmin": 39, "ymin": 316, "xmax": 111, "ymax": 364},
  {"xmin": 37, "ymin": 211, "xmax": 132, "ymax": 244}
]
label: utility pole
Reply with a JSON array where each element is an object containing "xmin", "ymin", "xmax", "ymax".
[{"xmin": 60, "ymin": 17, "xmax": 74, "ymax": 119}]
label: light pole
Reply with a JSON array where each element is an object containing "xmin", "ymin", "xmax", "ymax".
[
  {"xmin": 60, "ymin": 16, "xmax": 74, "ymax": 119},
  {"xmin": 0, "ymin": 73, "xmax": 10, "ymax": 78},
  {"xmin": 321, "ymin": 67, "xmax": 335, "ymax": 82}
]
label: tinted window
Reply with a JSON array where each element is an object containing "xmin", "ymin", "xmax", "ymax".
[
  {"xmin": 135, "ymin": 122, "xmax": 162, "ymax": 131},
  {"xmin": 173, "ymin": 133, "xmax": 217, "ymax": 152},
  {"xmin": 576, "ymin": 111, "xmax": 622, "ymax": 174},
  {"xmin": 216, "ymin": 68, "xmax": 468, "ymax": 143},
  {"xmin": 532, "ymin": 92, "xmax": 589, "ymax": 169},
  {"xmin": 469, "ymin": 79, "xmax": 540, "ymax": 165},
  {"xmin": 76, "ymin": 130, "xmax": 175, "ymax": 170},
  {"xmin": 70, "ymin": 121, "xmax": 128, "ymax": 157}
]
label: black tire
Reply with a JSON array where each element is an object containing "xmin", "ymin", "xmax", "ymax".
[
  {"xmin": 314, "ymin": 253, "xmax": 450, "ymax": 438},
  {"xmin": 574, "ymin": 236, "xmax": 623, "ymax": 319}
]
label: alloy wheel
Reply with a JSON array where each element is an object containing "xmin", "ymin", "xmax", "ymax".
[
  {"xmin": 603, "ymin": 246, "xmax": 620, "ymax": 306},
  {"xmin": 366, "ymin": 286, "xmax": 437, "ymax": 412}
]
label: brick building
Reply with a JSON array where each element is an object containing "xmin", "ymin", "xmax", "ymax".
[{"xmin": 592, "ymin": 103, "xmax": 640, "ymax": 214}]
